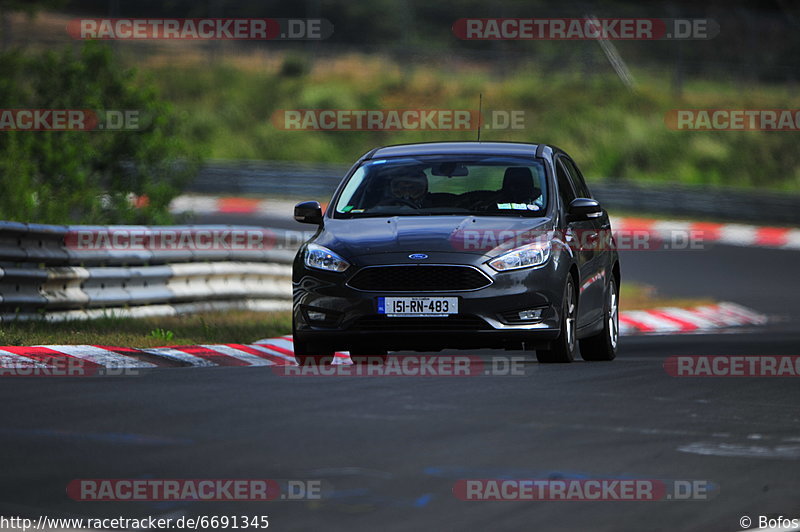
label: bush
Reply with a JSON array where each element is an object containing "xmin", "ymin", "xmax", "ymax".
[
  {"xmin": 0, "ymin": 42, "xmax": 201, "ymax": 224},
  {"xmin": 279, "ymin": 54, "xmax": 310, "ymax": 78}
]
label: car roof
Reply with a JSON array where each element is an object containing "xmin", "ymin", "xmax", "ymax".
[{"xmin": 368, "ymin": 141, "xmax": 555, "ymax": 159}]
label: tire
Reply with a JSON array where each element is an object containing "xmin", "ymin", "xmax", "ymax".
[
  {"xmin": 579, "ymin": 278, "xmax": 619, "ymax": 362},
  {"xmin": 536, "ymin": 276, "xmax": 578, "ymax": 363},
  {"xmin": 348, "ymin": 347, "xmax": 388, "ymax": 365},
  {"xmin": 292, "ymin": 325, "xmax": 334, "ymax": 366}
]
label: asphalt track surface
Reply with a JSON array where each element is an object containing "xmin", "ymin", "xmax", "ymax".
[{"xmin": 1, "ymin": 212, "xmax": 798, "ymax": 532}]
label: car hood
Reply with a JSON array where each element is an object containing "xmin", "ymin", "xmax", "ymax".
[{"xmin": 313, "ymin": 215, "xmax": 553, "ymax": 257}]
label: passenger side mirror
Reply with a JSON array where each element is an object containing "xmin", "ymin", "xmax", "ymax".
[
  {"xmin": 567, "ymin": 198, "xmax": 603, "ymax": 222},
  {"xmin": 294, "ymin": 201, "xmax": 324, "ymax": 225}
]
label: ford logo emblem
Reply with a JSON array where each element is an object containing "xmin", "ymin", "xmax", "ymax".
[{"xmin": 408, "ymin": 253, "xmax": 428, "ymax": 260}]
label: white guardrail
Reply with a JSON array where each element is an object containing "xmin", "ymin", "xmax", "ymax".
[{"xmin": 0, "ymin": 222, "xmax": 310, "ymax": 322}]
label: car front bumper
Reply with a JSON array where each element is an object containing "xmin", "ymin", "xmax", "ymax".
[{"xmin": 292, "ymin": 251, "xmax": 568, "ymax": 352}]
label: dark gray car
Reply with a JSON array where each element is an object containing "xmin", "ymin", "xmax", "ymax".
[{"xmin": 292, "ymin": 142, "xmax": 620, "ymax": 365}]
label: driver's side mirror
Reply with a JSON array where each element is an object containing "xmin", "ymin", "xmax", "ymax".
[
  {"xmin": 294, "ymin": 201, "xmax": 323, "ymax": 225},
  {"xmin": 567, "ymin": 198, "xmax": 603, "ymax": 222}
]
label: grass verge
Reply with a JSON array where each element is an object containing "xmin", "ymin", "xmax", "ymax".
[
  {"xmin": 620, "ymin": 283, "xmax": 713, "ymax": 312},
  {"xmin": 143, "ymin": 54, "xmax": 800, "ymax": 191},
  {"xmin": 0, "ymin": 310, "xmax": 292, "ymax": 347}
]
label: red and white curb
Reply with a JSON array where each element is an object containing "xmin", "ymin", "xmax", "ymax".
[
  {"xmin": 611, "ymin": 217, "xmax": 800, "ymax": 250},
  {"xmin": 0, "ymin": 303, "xmax": 768, "ymax": 370},
  {"xmin": 169, "ymin": 195, "xmax": 800, "ymax": 251},
  {"xmin": 170, "ymin": 195, "xmax": 301, "ymax": 217},
  {"xmin": 619, "ymin": 302, "xmax": 767, "ymax": 335},
  {"xmin": 0, "ymin": 338, "xmax": 350, "ymax": 371}
]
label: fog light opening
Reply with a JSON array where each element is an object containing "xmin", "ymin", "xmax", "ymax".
[
  {"xmin": 301, "ymin": 306, "xmax": 342, "ymax": 327},
  {"xmin": 518, "ymin": 309, "xmax": 543, "ymax": 321}
]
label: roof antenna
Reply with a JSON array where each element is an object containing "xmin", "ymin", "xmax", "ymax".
[{"xmin": 476, "ymin": 93, "xmax": 483, "ymax": 142}]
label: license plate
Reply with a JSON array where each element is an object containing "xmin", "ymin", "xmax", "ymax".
[{"xmin": 378, "ymin": 297, "xmax": 458, "ymax": 317}]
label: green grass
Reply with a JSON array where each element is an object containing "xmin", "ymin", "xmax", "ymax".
[
  {"xmin": 0, "ymin": 310, "xmax": 292, "ymax": 347},
  {"xmin": 620, "ymin": 283, "xmax": 713, "ymax": 312},
  {"xmin": 0, "ymin": 284, "xmax": 709, "ymax": 346},
  {"xmin": 137, "ymin": 53, "xmax": 800, "ymax": 191}
]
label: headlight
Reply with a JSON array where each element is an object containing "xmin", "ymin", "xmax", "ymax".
[
  {"xmin": 488, "ymin": 241, "xmax": 551, "ymax": 271},
  {"xmin": 304, "ymin": 243, "xmax": 350, "ymax": 272}
]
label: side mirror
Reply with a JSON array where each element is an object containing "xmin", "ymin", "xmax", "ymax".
[
  {"xmin": 294, "ymin": 201, "xmax": 324, "ymax": 225},
  {"xmin": 567, "ymin": 198, "xmax": 603, "ymax": 222}
]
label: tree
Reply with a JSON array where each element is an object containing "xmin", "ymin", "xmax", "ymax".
[{"xmin": 0, "ymin": 42, "xmax": 201, "ymax": 224}]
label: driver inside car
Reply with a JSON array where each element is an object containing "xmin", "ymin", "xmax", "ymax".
[{"xmin": 387, "ymin": 171, "xmax": 430, "ymax": 208}]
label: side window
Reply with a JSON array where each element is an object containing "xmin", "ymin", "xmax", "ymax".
[
  {"xmin": 561, "ymin": 158, "xmax": 592, "ymax": 198},
  {"xmin": 555, "ymin": 159, "xmax": 576, "ymax": 209}
]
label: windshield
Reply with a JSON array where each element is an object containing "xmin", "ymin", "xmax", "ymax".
[{"xmin": 333, "ymin": 155, "xmax": 548, "ymax": 218}]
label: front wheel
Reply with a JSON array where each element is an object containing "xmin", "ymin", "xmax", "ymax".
[
  {"xmin": 536, "ymin": 277, "xmax": 578, "ymax": 363},
  {"xmin": 292, "ymin": 326, "xmax": 334, "ymax": 366},
  {"xmin": 579, "ymin": 278, "xmax": 619, "ymax": 361}
]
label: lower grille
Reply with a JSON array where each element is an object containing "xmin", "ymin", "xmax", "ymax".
[
  {"xmin": 347, "ymin": 265, "xmax": 491, "ymax": 292},
  {"xmin": 349, "ymin": 315, "xmax": 490, "ymax": 331}
]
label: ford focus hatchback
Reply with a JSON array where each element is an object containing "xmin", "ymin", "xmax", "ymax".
[{"xmin": 292, "ymin": 142, "xmax": 620, "ymax": 365}]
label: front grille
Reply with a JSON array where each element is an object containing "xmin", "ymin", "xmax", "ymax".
[
  {"xmin": 349, "ymin": 315, "xmax": 490, "ymax": 331},
  {"xmin": 347, "ymin": 265, "xmax": 491, "ymax": 292}
]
